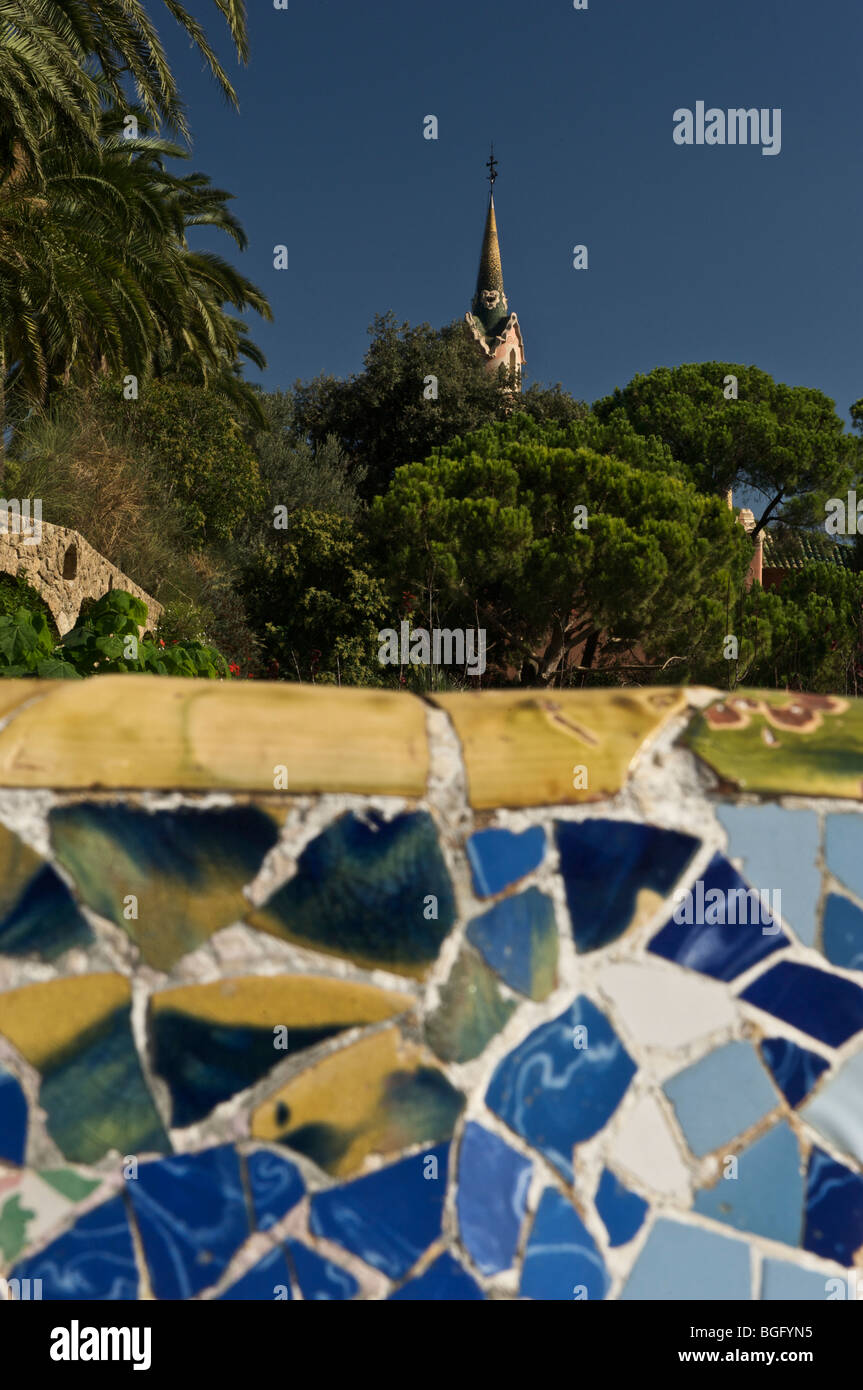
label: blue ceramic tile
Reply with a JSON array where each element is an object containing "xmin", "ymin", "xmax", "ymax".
[
  {"xmin": 286, "ymin": 1240, "xmax": 359, "ymax": 1300},
  {"xmin": 825, "ymin": 814, "xmax": 863, "ymax": 900},
  {"xmin": 520, "ymin": 1188, "xmax": 609, "ymax": 1301},
  {"xmin": 486, "ymin": 997, "xmax": 636, "ymax": 1181},
  {"xmin": 649, "ymin": 852, "xmax": 789, "ymax": 981},
  {"xmin": 245, "ymin": 1150, "xmax": 305, "ymax": 1232},
  {"xmin": 389, "ymin": 1251, "xmax": 484, "ymax": 1301},
  {"xmin": 800, "ymin": 1048, "xmax": 863, "ymax": 1168},
  {"xmin": 595, "ymin": 1169, "xmax": 648, "ymax": 1248},
  {"xmin": 619, "ymin": 1219, "xmax": 751, "ymax": 1300},
  {"xmin": 663, "ymin": 1042, "xmax": 778, "ymax": 1157},
  {"xmin": 467, "ymin": 826, "xmax": 546, "ymax": 898},
  {"xmin": 456, "ymin": 1121, "xmax": 531, "ymax": 1275},
  {"xmin": 803, "ymin": 1148, "xmax": 863, "ymax": 1266},
  {"xmin": 466, "ymin": 887, "xmax": 558, "ymax": 1000},
  {"xmin": 694, "ymin": 1122, "xmax": 803, "ymax": 1246},
  {"xmin": 0, "ymin": 1067, "xmax": 27, "ymax": 1165},
  {"xmin": 218, "ymin": 1246, "xmax": 292, "ymax": 1300},
  {"xmin": 309, "ymin": 1144, "xmax": 449, "ymax": 1280},
  {"xmin": 740, "ymin": 962, "xmax": 863, "ymax": 1048},
  {"xmin": 128, "ymin": 1146, "xmax": 249, "ymax": 1300},
  {"xmin": 11, "ymin": 1196, "xmax": 138, "ymax": 1300},
  {"xmin": 556, "ymin": 819, "xmax": 700, "ymax": 953},
  {"xmin": 0, "ymin": 863, "xmax": 93, "ymax": 960},
  {"xmin": 717, "ymin": 805, "xmax": 819, "ymax": 947},
  {"xmin": 248, "ymin": 811, "xmax": 456, "ymax": 975},
  {"xmin": 761, "ymin": 1259, "xmax": 832, "ymax": 1301},
  {"xmin": 822, "ymin": 894, "xmax": 863, "ymax": 972},
  {"xmin": 759, "ymin": 1038, "xmax": 829, "ymax": 1108}
]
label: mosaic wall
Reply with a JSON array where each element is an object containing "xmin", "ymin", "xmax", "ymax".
[{"xmin": 0, "ymin": 678, "xmax": 862, "ymax": 1301}]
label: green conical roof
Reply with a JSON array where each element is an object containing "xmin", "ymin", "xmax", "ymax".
[{"xmin": 471, "ymin": 194, "xmax": 509, "ymax": 335}]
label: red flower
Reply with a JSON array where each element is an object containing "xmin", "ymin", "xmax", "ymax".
[
  {"xmin": 158, "ymin": 638, "xmax": 165, "ymax": 648},
  {"xmin": 229, "ymin": 662, "xmax": 240, "ymax": 676}
]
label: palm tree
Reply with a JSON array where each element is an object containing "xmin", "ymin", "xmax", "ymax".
[
  {"xmin": 0, "ymin": 0, "xmax": 249, "ymax": 173},
  {"xmin": 0, "ymin": 103, "xmax": 270, "ymax": 477}
]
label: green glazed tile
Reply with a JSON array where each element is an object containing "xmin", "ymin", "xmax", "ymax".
[
  {"xmin": 0, "ymin": 1166, "xmax": 101, "ymax": 1265},
  {"xmin": 247, "ymin": 810, "xmax": 456, "ymax": 979},
  {"xmin": 686, "ymin": 692, "xmax": 863, "ymax": 799},
  {"xmin": 424, "ymin": 945, "xmax": 516, "ymax": 1063},
  {"xmin": 251, "ymin": 1025, "xmax": 464, "ymax": 1178},
  {"xmin": 50, "ymin": 802, "xmax": 280, "ymax": 970},
  {"xmin": 0, "ymin": 1192, "xmax": 35, "ymax": 1263},
  {"xmin": 37, "ymin": 1169, "xmax": 101, "ymax": 1203},
  {"xmin": 0, "ymin": 975, "xmax": 168, "ymax": 1163}
]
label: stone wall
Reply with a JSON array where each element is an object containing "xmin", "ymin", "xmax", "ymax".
[
  {"xmin": 0, "ymin": 518, "xmax": 162, "ymax": 636},
  {"xmin": 0, "ymin": 680, "xmax": 861, "ymax": 1301}
]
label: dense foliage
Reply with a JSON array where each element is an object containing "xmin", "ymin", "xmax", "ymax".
[
  {"xmin": 0, "ymin": 588, "xmax": 228, "ymax": 679},
  {"xmin": 2, "ymin": 5, "xmax": 861, "ymax": 692}
]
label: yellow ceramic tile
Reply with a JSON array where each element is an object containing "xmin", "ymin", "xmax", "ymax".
[
  {"xmin": 150, "ymin": 975, "xmax": 415, "ymax": 1027},
  {"xmin": 251, "ymin": 1025, "xmax": 463, "ymax": 1177},
  {"xmin": 431, "ymin": 688, "xmax": 687, "ymax": 809},
  {"xmin": 0, "ymin": 974, "xmax": 130, "ymax": 1069},
  {"xmin": 0, "ymin": 680, "xmax": 45, "ymax": 723},
  {"xmin": 0, "ymin": 823, "xmax": 44, "ymax": 916},
  {"xmin": 0, "ymin": 677, "xmax": 429, "ymax": 795}
]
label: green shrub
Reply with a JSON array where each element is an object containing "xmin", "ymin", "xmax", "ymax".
[{"xmin": 0, "ymin": 590, "xmax": 229, "ymax": 680}]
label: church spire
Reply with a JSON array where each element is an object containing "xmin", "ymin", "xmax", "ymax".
[
  {"xmin": 465, "ymin": 147, "xmax": 526, "ymax": 388},
  {"xmin": 472, "ymin": 146, "xmax": 507, "ymax": 333}
]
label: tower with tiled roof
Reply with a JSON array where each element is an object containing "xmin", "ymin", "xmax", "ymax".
[{"xmin": 465, "ymin": 148, "xmax": 525, "ymax": 389}]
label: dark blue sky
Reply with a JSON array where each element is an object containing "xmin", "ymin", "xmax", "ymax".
[{"xmin": 164, "ymin": 0, "xmax": 862, "ymax": 418}]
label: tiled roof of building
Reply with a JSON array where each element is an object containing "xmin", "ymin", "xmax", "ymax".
[{"xmin": 761, "ymin": 529, "xmax": 854, "ymax": 571}]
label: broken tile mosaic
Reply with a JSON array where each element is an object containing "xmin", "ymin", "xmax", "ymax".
[
  {"xmin": 309, "ymin": 1145, "xmax": 449, "ymax": 1280},
  {"xmin": 740, "ymin": 961, "xmax": 863, "ymax": 1048},
  {"xmin": 466, "ymin": 825, "xmax": 546, "ymax": 898},
  {"xmin": 485, "ymin": 996, "xmax": 636, "ymax": 1181},
  {"xmin": 50, "ymin": 802, "xmax": 280, "ymax": 971},
  {"xmin": 456, "ymin": 1121, "xmax": 531, "ymax": 1275},
  {"xmin": 389, "ymin": 1251, "xmax": 483, "ymax": 1301},
  {"xmin": 759, "ymin": 1037, "xmax": 829, "ymax": 1108},
  {"xmin": 3, "ymin": 682, "xmax": 863, "ymax": 1303},
  {"xmin": 465, "ymin": 887, "xmax": 558, "ymax": 1000},
  {"xmin": 662, "ymin": 1040, "xmax": 778, "ymax": 1158},
  {"xmin": 557, "ymin": 819, "xmax": 700, "ymax": 953},
  {"xmin": 424, "ymin": 945, "xmax": 515, "ymax": 1062},
  {"xmin": 520, "ymin": 1187, "xmax": 609, "ymax": 1301},
  {"xmin": 246, "ymin": 810, "xmax": 456, "ymax": 976},
  {"xmin": 594, "ymin": 1168, "xmax": 648, "ymax": 1248},
  {"xmin": 693, "ymin": 1121, "xmax": 804, "ymax": 1246},
  {"xmin": 649, "ymin": 852, "xmax": 789, "ymax": 981}
]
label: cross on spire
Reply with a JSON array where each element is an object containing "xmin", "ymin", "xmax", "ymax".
[{"xmin": 486, "ymin": 144, "xmax": 498, "ymax": 190}]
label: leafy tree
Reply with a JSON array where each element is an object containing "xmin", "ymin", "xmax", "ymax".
[
  {"xmin": 290, "ymin": 313, "xmax": 586, "ymax": 499},
  {"xmin": 594, "ymin": 363, "xmax": 857, "ymax": 537},
  {"xmin": 106, "ymin": 379, "xmax": 265, "ymax": 550},
  {"xmin": 239, "ymin": 511, "xmax": 390, "ymax": 685},
  {"xmin": 715, "ymin": 564, "xmax": 863, "ymax": 695},
  {"xmin": 250, "ymin": 391, "xmax": 364, "ymax": 526},
  {"xmin": 369, "ymin": 415, "xmax": 751, "ymax": 685}
]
